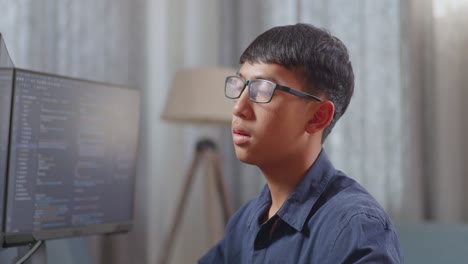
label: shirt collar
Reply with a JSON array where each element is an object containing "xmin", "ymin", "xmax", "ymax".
[{"xmin": 248, "ymin": 149, "xmax": 336, "ymax": 232}]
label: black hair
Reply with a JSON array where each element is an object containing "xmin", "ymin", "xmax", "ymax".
[{"xmin": 240, "ymin": 23, "xmax": 354, "ymax": 142}]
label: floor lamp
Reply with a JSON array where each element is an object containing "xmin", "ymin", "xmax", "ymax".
[{"xmin": 158, "ymin": 67, "xmax": 237, "ymax": 264}]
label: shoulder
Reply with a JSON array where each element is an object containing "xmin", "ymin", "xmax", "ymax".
[
  {"xmin": 320, "ymin": 171, "xmax": 390, "ymax": 225},
  {"xmin": 327, "ymin": 211, "xmax": 403, "ymax": 263},
  {"xmin": 313, "ymin": 172, "xmax": 403, "ymax": 263}
]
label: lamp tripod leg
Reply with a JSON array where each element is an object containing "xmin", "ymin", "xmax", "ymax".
[
  {"xmin": 210, "ymin": 151, "xmax": 233, "ymax": 224},
  {"xmin": 158, "ymin": 151, "xmax": 202, "ymax": 264},
  {"xmin": 157, "ymin": 140, "xmax": 234, "ymax": 264}
]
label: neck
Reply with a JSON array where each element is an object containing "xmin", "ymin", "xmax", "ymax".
[{"xmin": 260, "ymin": 144, "xmax": 322, "ymax": 220}]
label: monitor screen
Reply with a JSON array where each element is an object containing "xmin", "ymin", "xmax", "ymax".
[
  {"xmin": 0, "ymin": 68, "xmax": 13, "ymax": 234},
  {"xmin": 4, "ymin": 69, "xmax": 140, "ymax": 245}
]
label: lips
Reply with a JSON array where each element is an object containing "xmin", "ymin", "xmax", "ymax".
[
  {"xmin": 233, "ymin": 127, "xmax": 251, "ymax": 136},
  {"xmin": 232, "ymin": 125, "xmax": 251, "ymax": 145}
]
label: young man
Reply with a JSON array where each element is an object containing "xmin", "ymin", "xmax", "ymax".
[{"xmin": 199, "ymin": 23, "xmax": 403, "ymax": 263}]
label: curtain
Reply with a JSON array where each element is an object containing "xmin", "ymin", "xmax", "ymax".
[
  {"xmin": 144, "ymin": 0, "xmax": 229, "ymax": 263},
  {"xmin": 429, "ymin": 0, "xmax": 468, "ymax": 222},
  {"xmin": 405, "ymin": 0, "xmax": 468, "ymax": 222}
]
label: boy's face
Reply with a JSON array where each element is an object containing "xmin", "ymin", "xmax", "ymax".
[{"xmin": 231, "ymin": 62, "xmax": 318, "ymax": 167}]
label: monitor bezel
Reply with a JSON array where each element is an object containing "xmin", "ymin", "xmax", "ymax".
[
  {"xmin": 3, "ymin": 222, "xmax": 133, "ymax": 247},
  {"xmin": 0, "ymin": 67, "xmax": 15, "ymax": 246},
  {"xmin": 2, "ymin": 68, "xmax": 141, "ymax": 247}
]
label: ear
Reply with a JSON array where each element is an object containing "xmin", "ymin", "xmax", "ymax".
[{"xmin": 305, "ymin": 100, "xmax": 335, "ymax": 134}]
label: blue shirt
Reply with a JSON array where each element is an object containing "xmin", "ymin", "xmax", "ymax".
[{"xmin": 199, "ymin": 150, "xmax": 403, "ymax": 263}]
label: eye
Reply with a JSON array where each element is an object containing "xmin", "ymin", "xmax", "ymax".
[
  {"xmin": 250, "ymin": 81, "xmax": 274, "ymax": 103},
  {"xmin": 226, "ymin": 77, "xmax": 245, "ymax": 98}
]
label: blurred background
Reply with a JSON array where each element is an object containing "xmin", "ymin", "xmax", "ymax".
[{"xmin": 0, "ymin": 0, "xmax": 467, "ymax": 263}]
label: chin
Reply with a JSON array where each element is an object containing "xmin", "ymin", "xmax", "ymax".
[{"xmin": 234, "ymin": 148, "xmax": 257, "ymax": 165}]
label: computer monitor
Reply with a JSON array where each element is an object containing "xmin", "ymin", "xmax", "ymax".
[
  {"xmin": 4, "ymin": 69, "xmax": 140, "ymax": 246},
  {"xmin": 0, "ymin": 68, "xmax": 13, "ymax": 237}
]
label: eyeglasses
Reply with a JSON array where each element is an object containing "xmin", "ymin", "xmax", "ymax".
[{"xmin": 225, "ymin": 75, "xmax": 322, "ymax": 104}]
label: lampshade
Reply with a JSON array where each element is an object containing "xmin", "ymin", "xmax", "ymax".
[{"xmin": 162, "ymin": 67, "xmax": 236, "ymax": 124}]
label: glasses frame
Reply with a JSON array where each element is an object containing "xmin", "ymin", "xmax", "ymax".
[{"xmin": 225, "ymin": 75, "xmax": 323, "ymax": 104}]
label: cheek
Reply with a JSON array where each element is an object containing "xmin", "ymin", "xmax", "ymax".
[
  {"xmin": 254, "ymin": 103, "xmax": 304, "ymax": 142},
  {"xmin": 268, "ymin": 114, "xmax": 305, "ymax": 143},
  {"xmin": 256, "ymin": 114, "xmax": 290, "ymax": 145},
  {"xmin": 255, "ymin": 111, "xmax": 277, "ymax": 135}
]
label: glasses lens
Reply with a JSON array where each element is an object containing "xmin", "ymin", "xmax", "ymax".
[
  {"xmin": 225, "ymin": 77, "xmax": 245, "ymax": 98},
  {"xmin": 249, "ymin": 80, "xmax": 274, "ymax": 103}
]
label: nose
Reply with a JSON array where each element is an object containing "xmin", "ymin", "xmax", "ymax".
[{"xmin": 232, "ymin": 86, "xmax": 254, "ymax": 120}]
